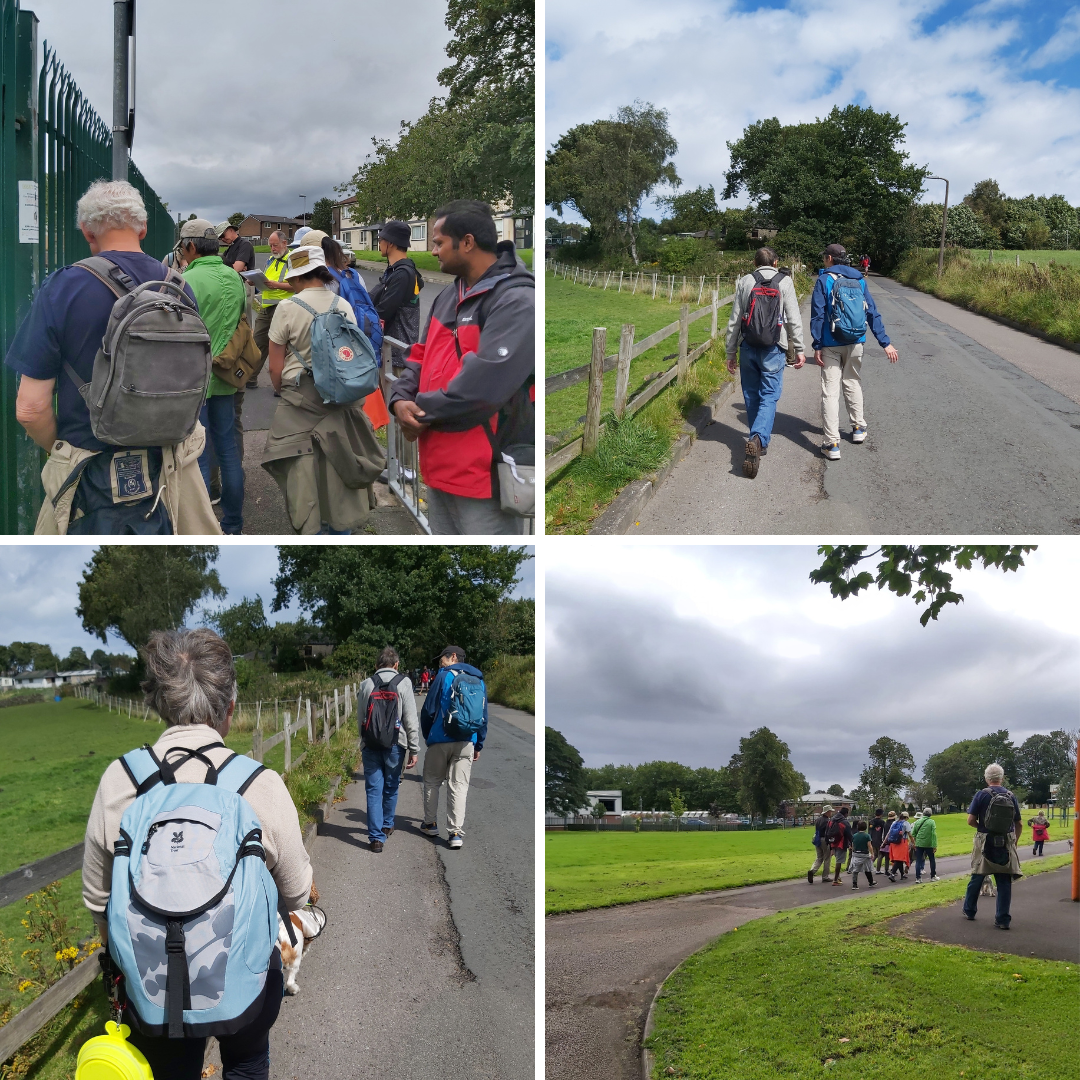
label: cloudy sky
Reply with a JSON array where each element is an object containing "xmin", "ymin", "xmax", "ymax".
[
  {"xmin": 28, "ymin": 0, "xmax": 453, "ymax": 223},
  {"xmin": 546, "ymin": 543, "xmax": 1080, "ymax": 792},
  {"xmin": 546, "ymin": 0, "xmax": 1080, "ymax": 220},
  {"xmin": 0, "ymin": 544, "xmax": 533, "ymax": 660}
]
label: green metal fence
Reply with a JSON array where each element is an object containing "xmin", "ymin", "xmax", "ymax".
[{"xmin": 1, "ymin": 0, "xmax": 174, "ymax": 532}]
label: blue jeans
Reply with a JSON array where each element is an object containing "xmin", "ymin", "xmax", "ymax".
[
  {"xmin": 914, "ymin": 846, "xmax": 936, "ymax": 879},
  {"xmin": 362, "ymin": 742, "xmax": 405, "ymax": 842},
  {"xmin": 963, "ymin": 873, "xmax": 1012, "ymax": 926},
  {"xmin": 198, "ymin": 394, "xmax": 244, "ymax": 533},
  {"xmin": 738, "ymin": 342, "xmax": 786, "ymax": 447}
]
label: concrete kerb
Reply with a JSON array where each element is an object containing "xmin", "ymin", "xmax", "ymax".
[
  {"xmin": 590, "ymin": 379, "xmax": 737, "ymax": 534},
  {"xmin": 302, "ymin": 772, "xmax": 344, "ymax": 855}
]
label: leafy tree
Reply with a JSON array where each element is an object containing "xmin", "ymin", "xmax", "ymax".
[
  {"xmin": 826, "ymin": 783, "xmax": 845, "ymax": 797},
  {"xmin": 547, "ymin": 101, "xmax": 680, "ymax": 264},
  {"xmin": 669, "ymin": 787, "xmax": 687, "ymax": 830},
  {"xmin": 723, "ymin": 105, "xmax": 928, "ymax": 268},
  {"xmin": 964, "ymin": 179, "xmax": 1008, "ymax": 240},
  {"xmin": 474, "ymin": 597, "xmax": 534, "ymax": 660},
  {"xmin": 90, "ymin": 649, "xmax": 134, "ymax": 676},
  {"xmin": 546, "ymin": 727, "xmax": 589, "ymax": 816},
  {"xmin": 205, "ymin": 596, "xmax": 271, "ymax": 657},
  {"xmin": 859, "ymin": 737, "xmax": 915, "ymax": 809},
  {"xmin": 905, "ymin": 779, "xmax": 943, "ymax": 812},
  {"xmin": 344, "ymin": 0, "xmax": 533, "ymax": 220},
  {"xmin": 913, "ymin": 201, "xmax": 985, "ymax": 249},
  {"xmin": 227, "ymin": 211, "xmax": 246, "ymax": 229},
  {"xmin": 736, "ymin": 727, "xmax": 803, "ymax": 821},
  {"xmin": 1017, "ymin": 731, "xmax": 1073, "ymax": 804},
  {"xmin": 310, "ymin": 197, "xmax": 334, "ymax": 234},
  {"xmin": 5, "ymin": 641, "xmax": 59, "ymax": 672},
  {"xmin": 810, "ymin": 545, "xmax": 1033, "ymax": 625},
  {"xmin": 847, "ymin": 785, "xmax": 873, "ymax": 812},
  {"xmin": 324, "ymin": 637, "xmax": 374, "ymax": 680},
  {"xmin": 58, "ymin": 646, "xmax": 91, "ymax": 672},
  {"xmin": 924, "ymin": 730, "xmax": 1019, "ymax": 809},
  {"xmin": 272, "ymin": 546, "xmax": 529, "ymax": 669},
  {"xmin": 658, "ymin": 185, "xmax": 722, "ymax": 237},
  {"xmin": 77, "ymin": 547, "xmax": 225, "ymax": 651}
]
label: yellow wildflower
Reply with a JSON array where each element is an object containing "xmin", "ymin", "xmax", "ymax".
[{"xmin": 17, "ymin": 979, "xmax": 33, "ymax": 993}]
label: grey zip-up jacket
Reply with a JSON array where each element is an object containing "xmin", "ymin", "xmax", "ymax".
[
  {"xmin": 357, "ymin": 668, "xmax": 420, "ymax": 754},
  {"xmin": 726, "ymin": 266, "xmax": 805, "ymax": 358}
]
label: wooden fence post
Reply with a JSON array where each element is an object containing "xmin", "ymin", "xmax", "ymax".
[
  {"xmin": 274, "ymin": 699, "xmax": 279, "ymax": 728},
  {"xmin": 677, "ymin": 304, "xmax": 689, "ymax": 383},
  {"xmin": 614, "ymin": 323, "xmax": 634, "ymax": 419},
  {"xmin": 582, "ymin": 327, "xmax": 607, "ymax": 455},
  {"xmin": 334, "ymin": 689, "xmax": 340, "ymax": 732},
  {"xmin": 323, "ymin": 701, "xmax": 330, "ymax": 743},
  {"xmin": 618, "ymin": 270, "xmax": 623, "ymax": 292},
  {"xmin": 284, "ymin": 712, "xmax": 291, "ymax": 771},
  {"xmin": 710, "ymin": 290, "xmax": 719, "ymax": 341},
  {"xmin": 252, "ymin": 727, "xmax": 263, "ymax": 764}
]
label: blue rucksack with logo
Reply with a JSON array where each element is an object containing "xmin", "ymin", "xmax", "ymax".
[
  {"xmin": 442, "ymin": 666, "xmax": 487, "ymax": 741},
  {"xmin": 825, "ymin": 272, "xmax": 868, "ymax": 343},
  {"xmin": 330, "ymin": 267, "xmax": 384, "ymax": 356},
  {"xmin": 287, "ymin": 295, "xmax": 379, "ymax": 405},
  {"xmin": 106, "ymin": 743, "xmax": 286, "ymax": 1038}
]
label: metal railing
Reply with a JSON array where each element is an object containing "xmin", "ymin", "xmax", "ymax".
[
  {"xmin": 1, "ymin": 1, "xmax": 173, "ymax": 532},
  {"xmin": 381, "ymin": 337, "xmax": 431, "ymax": 533}
]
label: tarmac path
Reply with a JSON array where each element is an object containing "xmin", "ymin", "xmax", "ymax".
[
  {"xmin": 255, "ymin": 700, "xmax": 534, "ymax": 1080},
  {"xmin": 630, "ymin": 276, "xmax": 1080, "ymax": 534},
  {"xmin": 545, "ymin": 838, "xmax": 1074, "ymax": 1080}
]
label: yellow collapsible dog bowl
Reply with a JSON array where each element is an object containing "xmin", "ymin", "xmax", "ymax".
[{"xmin": 75, "ymin": 1021, "xmax": 153, "ymax": 1080}]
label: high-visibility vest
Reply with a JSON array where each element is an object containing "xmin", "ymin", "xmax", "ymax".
[{"xmin": 260, "ymin": 253, "xmax": 291, "ymax": 308}]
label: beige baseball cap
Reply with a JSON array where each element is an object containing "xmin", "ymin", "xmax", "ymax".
[
  {"xmin": 179, "ymin": 217, "xmax": 219, "ymax": 240},
  {"xmin": 214, "ymin": 221, "xmax": 238, "ymax": 239},
  {"xmin": 284, "ymin": 245, "xmax": 327, "ymax": 279}
]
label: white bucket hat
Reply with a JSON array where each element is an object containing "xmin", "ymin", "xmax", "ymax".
[{"xmin": 284, "ymin": 245, "xmax": 327, "ymax": 279}]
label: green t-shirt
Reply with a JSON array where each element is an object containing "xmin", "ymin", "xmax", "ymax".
[
  {"xmin": 182, "ymin": 255, "xmax": 245, "ymax": 397},
  {"xmin": 851, "ymin": 830, "xmax": 871, "ymax": 854}
]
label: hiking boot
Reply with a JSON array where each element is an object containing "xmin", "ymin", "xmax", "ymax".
[
  {"xmin": 447, "ymin": 833, "xmax": 463, "ymax": 850},
  {"xmin": 384, "ymin": 827, "xmax": 394, "ymax": 838},
  {"xmin": 851, "ymin": 424, "xmax": 867, "ymax": 443},
  {"xmin": 994, "ymin": 922, "xmax": 1010, "ymax": 930},
  {"xmin": 743, "ymin": 434, "xmax": 762, "ymax": 479},
  {"xmin": 831, "ymin": 879, "xmax": 843, "ymax": 887},
  {"xmin": 807, "ymin": 870, "xmax": 814, "ymax": 884},
  {"xmin": 821, "ymin": 441, "xmax": 841, "ymax": 460},
  {"xmin": 370, "ymin": 840, "xmax": 384, "ymax": 852},
  {"xmin": 419, "ymin": 821, "xmax": 439, "ymax": 837}
]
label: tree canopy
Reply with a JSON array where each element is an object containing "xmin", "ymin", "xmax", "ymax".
[
  {"xmin": 547, "ymin": 101, "xmax": 680, "ymax": 264},
  {"xmin": 810, "ymin": 545, "xmax": 1033, "ymax": 625},
  {"xmin": 732, "ymin": 727, "xmax": 804, "ymax": 821},
  {"xmin": 310, "ymin": 197, "xmax": 334, "ymax": 234},
  {"xmin": 859, "ymin": 736, "xmax": 915, "ymax": 809},
  {"xmin": 77, "ymin": 547, "xmax": 225, "ymax": 651},
  {"xmin": 546, "ymin": 727, "xmax": 590, "ymax": 816},
  {"xmin": 205, "ymin": 596, "xmax": 271, "ymax": 657}
]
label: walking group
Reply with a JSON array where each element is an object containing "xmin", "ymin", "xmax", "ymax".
[
  {"xmin": 5, "ymin": 180, "xmax": 534, "ymax": 535},
  {"xmin": 725, "ymin": 242, "xmax": 898, "ymax": 478}
]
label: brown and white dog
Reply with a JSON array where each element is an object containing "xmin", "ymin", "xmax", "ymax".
[{"xmin": 278, "ymin": 884, "xmax": 326, "ymax": 995}]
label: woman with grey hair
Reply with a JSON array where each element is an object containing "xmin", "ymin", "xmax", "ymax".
[
  {"xmin": 963, "ymin": 762, "xmax": 1024, "ymax": 928},
  {"xmin": 82, "ymin": 628, "xmax": 312, "ymax": 1079}
]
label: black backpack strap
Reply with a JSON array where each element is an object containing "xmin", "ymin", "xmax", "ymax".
[
  {"xmin": 157, "ymin": 744, "xmax": 221, "ymax": 786},
  {"xmin": 278, "ymin": 897, "xmax": 298, "ymax": 947},
  {"xmin": 387, "ymin": 672, "xmax": 407, "ymax": 691}
]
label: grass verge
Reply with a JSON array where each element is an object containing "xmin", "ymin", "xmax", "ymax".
[
  {"xmin": 645, "ymin": 855, "xmax": 1077, "ymax": 1079},
  {"xmin": 484, "ymin": 654, "xmax": 535, "ymax": 713},
  {"xmin": 545, "ymin": 813, "xmax": 1073, "ymax": 914},
  {"xmin": 895, "ymin": 247, "xmax": 1080, "ymax": 343},
  {"xmin": 963, "ymin": 248, "xmax": 1080, "ymax": 268}
]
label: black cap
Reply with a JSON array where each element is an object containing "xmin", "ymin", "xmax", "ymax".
[
  {"xmin": 380, "ymin": 220, "xmax": 412, "ymax": 250},
  {"xmin": 822, "ymin": 243, "xmax": 848, "ymax": 262},
  {"xmin": 440, "ymin": 645, "xmax": 465, "ymax": 661}
]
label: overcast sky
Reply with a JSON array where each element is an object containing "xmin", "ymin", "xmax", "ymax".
[
  {"xmin": 0, "ymin": 544, "xmax": 533, "ymax": 660},
  {"xmin": 546, "ymin": 544, "xmax": 1080, "ymax": 792},
  {"xmin": 27, "ymin": 0, "xmax": 453, "ymax": 223},
  {"xmin": 546, "ymin": 0, "xmax": 1080, "ymax": 221}
]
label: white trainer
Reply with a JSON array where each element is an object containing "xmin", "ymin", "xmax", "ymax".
[{"xmin": 447, "ymin": 833, "xmax": 463, "ymax": 849}]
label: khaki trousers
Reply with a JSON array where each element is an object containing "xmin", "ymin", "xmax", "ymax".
[
  {"xmin": 422, "ymin": 740, "xmax": 474, "ymax": 836},
  {"xmin": 819, "ymin": 342, "xmax": 864, "ymax": 443}
]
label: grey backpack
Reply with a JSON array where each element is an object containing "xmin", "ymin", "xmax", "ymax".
[{"xmin": 64, "ymin": 257, "xmax": 212, "ymax": 447}]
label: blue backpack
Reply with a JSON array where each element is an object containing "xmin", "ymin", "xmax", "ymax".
[
  {"xmin": 442, "ymin": 667, "xmax": 487, "ymax": 741},
  {"xmin": 331, "ymin": 267, "xmax": 384, "ymax": 356},
  {"xmin": 107, "ymin": 743, "xmax": 286, "ymax": 1038},
  {"xmin": 825, "ymin": 272, "xmax": 868, "ymax": 343},
  {"xmin": 287, "ymin": 295, "xmax": 379, "ymax": 404}
]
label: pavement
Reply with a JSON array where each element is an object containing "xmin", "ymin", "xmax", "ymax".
[
  {"xmin": 257, "ymin": 702, "xmax": 534, "ymax": 1080},
  {"xmin": 629, "ymin": 275, "xmax": 1080, "ymax": 534},
  {"xmin": 545, "ymin": 839, "xmax": 1074, "ymax": 1080}
]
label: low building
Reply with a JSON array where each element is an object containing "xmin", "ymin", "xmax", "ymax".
[
  {"xmin": 234, "ymin": 215, "xmax": 306, "ymax": 245},
  {"xmin": 583, "ymin": 790, "xmax": 622, "ymax": 816},
  {"xmin": 798, "ymin": 793, "xmax": 854, "ymax": 813},
  {"xmin": 4, "ymin": 667, "xmax": 101, "ymax": 688}
]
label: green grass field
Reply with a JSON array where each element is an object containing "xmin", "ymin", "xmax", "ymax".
[
  {"xmin": 545, "ymin": 813, "xmax": 1073, "ymax": 913},
  {"xmin": 645, "ymin": 855, "xmax": 1077, "ymax": 1079},
  {"xmin": 965, "ymin": 248, "xmax": 1080, "ymax": 268}
]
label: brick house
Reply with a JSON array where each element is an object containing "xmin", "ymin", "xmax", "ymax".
[{"xmin": 235, "ymin": 214, "xmax": 306, "ymax": 244}]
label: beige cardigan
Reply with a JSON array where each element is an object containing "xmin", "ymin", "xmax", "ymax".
[{"xmin": 82, "ymin": 724, "xmax": 313, "ymax": 933}]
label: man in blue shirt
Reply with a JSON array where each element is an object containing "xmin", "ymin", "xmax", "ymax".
[
  {"xmin": 963, "ymin": 762, "xmax": 1023, "ymax": 928},
  {"xmin": 810, "ymin": 244, "xmax": 899, "ymax": 461},
  {"xmin": 418, "ymin": 645, "xmax": 488, "ymax": 850}
]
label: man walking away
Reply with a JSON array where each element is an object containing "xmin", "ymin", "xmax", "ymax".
[
  {"xmin": 389, "ymin": 201, "xmax": 534, "ymax": 535},
  {"xmin": 357, "ymin": 647, "xmax": 419, "ymax": 852},
  {"xmin": 5, "ymin": 180, "xmax": 219, "ymax": 534},
  {"xmin": 252, "ymin": 230, "xmax": 294, "ymax": 391},
  {"xmin": 869, "ymin": 808, "xmax": 887, "ymax": 871},
  {"xmin": 912, "ymin": 806, "xmax": 940, "ymax": 882},
  {"xmin": 726, "ymin": 247, "xmax": 805, "ymax": 478},
  {"xmin": 810, "ymin": 243, "xmax": 899, "ymax": 460},
  {"xmin": 849, "ymin": 820, "xmax": 876, "ymax": 889},
  {"xmin": 826, "ymin": 805, "xmax": 853, "ymax": 886},
  {"xmin": 807, "ymin": 804, "xmax": 834, "ymax": 883},
  {"xmin": 369, "ymin": 220, "xmax": 424, "ymax": 371},
  {"xmin": 963, "ymin": 763, "xmax": 1023, "ymax": 928},
  {"xmin": 419, "ymin": 646, "xmax": 488, "ymax": 849}
]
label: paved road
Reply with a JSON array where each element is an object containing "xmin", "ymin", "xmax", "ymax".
[
  {"xmin": 631, "ymin": 276, "xmax": 1080, "ymax": 534},
  {"xmin": 545, "ymin": 839, "xmax": 1073, "ymax": 1080},
  {"xmin": 264, "ymin": 703, "xmax": 534, "ymax": 1080}
]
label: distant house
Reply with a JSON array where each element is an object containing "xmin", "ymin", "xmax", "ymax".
[
  {"xmin": 5, "ymin": 667, "xmax": 101, "ymax": 689},
  {"xmin": 301, "ymin": 639, "xmax": 334, "ymax": 660},
  {"xmin": 582, "ymin": 790, "xmax": 622, "ymax": 817},
  {"xmin": 235, "ymin": 215, "xmax": 306, "ymax": 244}
]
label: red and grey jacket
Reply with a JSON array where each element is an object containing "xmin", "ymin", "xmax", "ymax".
[{"xmin": 388, "ymin": 242, "xmax": 534, "ymax": 499}]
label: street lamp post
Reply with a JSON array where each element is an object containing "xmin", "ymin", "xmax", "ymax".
[
  {"xmin": 299, "ymin": 194, "xmax": 306, "ymax": 223},
  {"xmin": 111, "ymin": 0, "xmax": 135, "ymax": 180},
  {"xmin": 928, "ymin": 175, "xmax": 949, "ymax": 276}
]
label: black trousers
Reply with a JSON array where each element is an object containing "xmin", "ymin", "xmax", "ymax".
[{"xmin": 126, "ymin": 967, "xmax": 283, "ymax": 1080}]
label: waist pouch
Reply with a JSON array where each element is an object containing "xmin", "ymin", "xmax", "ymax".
[
  {"xmin": 984, "ymin": 833, "xmax": 1010, "ymax": 865},
  {"xmin": 64, "ymin": 449, "xmax": 172, "ymax": 534},
  {"xmin": 496, "ymin": 443, "xmax": 535, "ymax": 518}
]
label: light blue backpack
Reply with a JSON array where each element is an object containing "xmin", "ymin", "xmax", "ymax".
[
  {"xmin": 443, "ymin": 667, "xmax": 487, "ymax": 742},
  {"xmin": 287, "ymin": 295, "xmax": 379, "ymax": 404},
  {"xmin": 107, "ymin": 743, "xmax": 287, "ymax": 1038}
]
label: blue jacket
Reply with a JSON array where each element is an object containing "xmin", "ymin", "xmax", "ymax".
[
  {"xmin": 810, "ymin": 263, "xmax": 891, "ymax": 350},
  {"xmin": 420, "ymin": 663, "xmax": 488, "ymax": 751}
]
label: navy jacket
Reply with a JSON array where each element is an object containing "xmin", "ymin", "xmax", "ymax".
[
  {"xmin": 810, "ymin": 263, "xmax": 891, "ymax": 350},
  {"xmin": 420, "ymin": 662, "xmax": 488, "ymax": 752}
]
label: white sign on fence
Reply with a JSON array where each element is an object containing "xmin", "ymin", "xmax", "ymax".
[{"xmin": 18, "ymin": 181, "xmax": 38, "ymax": 243}]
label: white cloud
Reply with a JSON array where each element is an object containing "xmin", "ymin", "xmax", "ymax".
[{"xmin": 1027, "ymin": 7, "xmax": 1080, "ymax": 67}]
